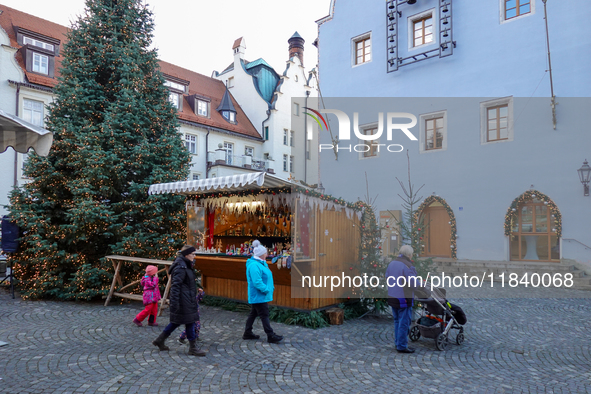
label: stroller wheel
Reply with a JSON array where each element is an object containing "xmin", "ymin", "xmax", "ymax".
[
  {"xmin": 456, "ymin": 332, "xmax": 465, "ymax": 345},
  {"xmin": 435, "ymin": 333, "xmax": 448, "ymax": 351},
  {"xmin": 409, "ymin": 325, "xmax": 421, "ymax": 342}
]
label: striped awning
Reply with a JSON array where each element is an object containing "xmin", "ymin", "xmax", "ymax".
[
  {"xmin": 148, "ymin": 172, "xmax": 293, "ymax": 196},
  {"xmin": 0, "ymin": 110, "xmax": 53, "ymax": 157}
]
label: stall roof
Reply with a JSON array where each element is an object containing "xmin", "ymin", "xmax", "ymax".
[
  {"xmin": 0, "ymin": 109, "xmax": 53, "ymax": 156},
  {"xmin": 148, "ymin": 172, "xmax": 293, "ymax": 196}
]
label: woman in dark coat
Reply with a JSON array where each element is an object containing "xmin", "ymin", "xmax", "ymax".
[{"xmin": 152, "ymin": 245, "xmax": 205, "ymax": 356}]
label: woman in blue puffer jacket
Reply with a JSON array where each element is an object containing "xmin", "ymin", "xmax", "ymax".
[{"xmin": 242, "ymin": 240, "xmax": 283, "ymax": 343}]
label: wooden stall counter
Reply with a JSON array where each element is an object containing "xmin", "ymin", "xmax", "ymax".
[{"xmin": 195, "ymin": 254, "xmax": 310, "ymax": 310}]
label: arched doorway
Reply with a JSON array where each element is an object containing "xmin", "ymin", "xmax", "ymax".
[
  {"xmin": 416, "ymin": 196, "xmax": 457, "ymax": 258},
  {"xmin": 505, "ymin": 190, "xmax": 561, "ymax": 262}
]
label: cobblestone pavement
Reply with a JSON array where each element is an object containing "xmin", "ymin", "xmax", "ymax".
[{"xmin": 1, "ymin": 287, "xmax": 590, "ymax": 394}]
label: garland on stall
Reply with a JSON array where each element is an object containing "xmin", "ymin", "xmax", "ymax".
[
  {"xmin": 503, "ymin": 190, "xmax": 562, "ymax": 237},
  {"xmin": 414, "ymin": 196, "xmax": 458, "ymax": 259},
  {"xmin": 186, "ymin": 186, "xmax": 364, "ymax": 211}
]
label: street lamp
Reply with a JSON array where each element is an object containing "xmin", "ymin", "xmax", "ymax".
[{"xmin": 578, "ymin": 159, "xmax": 591, "ymax": 196}]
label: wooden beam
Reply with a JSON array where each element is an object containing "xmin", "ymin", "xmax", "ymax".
[{"xmin": 104, "ymin": 260, "xmax": 122, "ymax": 307}]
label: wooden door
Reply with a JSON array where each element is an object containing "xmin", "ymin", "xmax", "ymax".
[{"xmin": 421, "ymin": 206, "xmax": 451, "ymax": 257}]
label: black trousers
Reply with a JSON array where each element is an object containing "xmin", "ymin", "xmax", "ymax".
[{"xmin": 244, "ymin": 302, "xmax": 274, "ymax": 336}]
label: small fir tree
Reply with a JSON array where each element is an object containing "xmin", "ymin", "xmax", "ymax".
[
  {"xmin": 389, "ymin": 151, "xmax": 433, "ymax": 278},
  {"xmin": 356, "ymin": 175, "xmax": 388, "ymax": 311},
  {"xmin": 8, "ymin": 0, "xmax": 190, "ymax": 299}
]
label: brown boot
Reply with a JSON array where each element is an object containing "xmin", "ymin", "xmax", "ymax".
[
  {"xmin": 188, "ymin": 340, "xmax": 206, "ymax": 356},
  {"xmin": 152, "ymin": 332, "xmax": 170, "ymax": 351}
]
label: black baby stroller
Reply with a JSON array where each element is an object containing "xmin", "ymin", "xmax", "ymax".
[{"xmin": 409, "ymin": 285, "xmax": 467, "ymax": 351}]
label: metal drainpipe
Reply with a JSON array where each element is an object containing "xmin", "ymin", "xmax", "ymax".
[
  {"xmin": 205, "ymin": 129, "xmax": 210, "ymax": 178},
  {"xmin": 262, "ymin": 109, "xmax": 271, "ymax": 171},
  {"xmin": 14, "ymin": 84, "xmax": 20, "ymax": 188},
  {"xmin": 304, "ymin": 90, "xmax": 310, "ymax": 183}
]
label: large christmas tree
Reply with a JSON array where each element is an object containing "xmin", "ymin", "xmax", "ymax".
[{"xmin": 8, "ymin": 0, "xmax": 190, "ymax": 299}]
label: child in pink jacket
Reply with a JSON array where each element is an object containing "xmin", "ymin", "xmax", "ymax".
[{"xmin": 133, "ymin": 265, "xmax": 162, "ymax": 327}]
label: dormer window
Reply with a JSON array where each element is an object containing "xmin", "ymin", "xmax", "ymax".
[
  {"xmin": 163, "ymin": 76, "xmax": 189, "ymax": 111},
  {"xmin": 197, "ymin": 100, "xmax": 208, "ymax": 116},
  {"xmin": 217, "ymin": 85, "xmax": 237, "ymax": 124},
  {"xmin": 23, "ymin": 36, "xmax": 54, "ymax": 51},
  {"xmin": 169, "ymin": 92, "xmax": 181, "ymax": 109},
  {"xmin": 222, "ymin": 110, "xmax": 236, "ymax": 123},
  {"xmin": 164, "ymin": 80, "xmax": 187, "ymax": 93},
  {"xmin": 32, "ymin": 53, "xmax": 49, "ymax": 75},
  {"xmin": 16, "ymin": 28, "xmax": 60, "ymax": 78}
]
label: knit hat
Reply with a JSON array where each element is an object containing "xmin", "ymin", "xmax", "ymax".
[
  {"xmin": 145, "ymin": 265, "xmax": 158, "ymax": 276},
  {"xmin": 180, "ymin": 246, "xmax": 196, "ymax": 256},
  {"xmin": 253, "ymin": 241, "xmax": 267, "ymax": 257}
]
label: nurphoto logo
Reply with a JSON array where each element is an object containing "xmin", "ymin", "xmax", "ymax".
[{"xmin": 304, "ymin": 107, "xmax": 418, "ymax": 154}]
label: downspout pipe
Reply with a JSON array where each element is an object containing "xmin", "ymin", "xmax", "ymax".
[
  {"xmin": 14, "ymin": 84, "xmax": 20, "ymax": 188},
  {"xmin": 205, "ymin": 129, "xmax": 210, "ymax": 178},
  {"xmin": 262, "ymin": 109, "xmax": 271, "ymax": 170},
  {"xmin": 304, "ymin": 90, "xmax": 310, "ymax": 183}
]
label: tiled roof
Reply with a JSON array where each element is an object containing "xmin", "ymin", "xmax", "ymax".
[
  {"xmin": 0, "ymin": 4, "xmax": 68, "ymax": 88},
  {"xmin": 0, "ymin": 4, "xmax": 261, "ymax": 140},
  {"xmin": 159, "ymin": 61, "xmax": 260, "ymax": 139},
  {"xmin": 232, "ymin": 37, "xmax": 244, "ymax": 50}
]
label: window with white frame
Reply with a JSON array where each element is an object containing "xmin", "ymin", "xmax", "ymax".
[
  {"xmin": 23, "ymin": 99, "xmax": 44, "ymax": 126},
  {"xmin": 419, "ymin": 111, "xmax": 447, "ymax": 153},
  {"xmin": 283, "ymin": 154, "xmax": 288, "ymax": 171},
  {"xmin": 197, "ymin": 100, "xmax": 208, "ymax": 117},
  {"xmin": 184, "ymin": 134, "xmax": 197, "ymax": 154},
  {"xmin": 359, "ymin": 125, "xmax": 380, "ymax": 159},
  {"xmin": 290, "ymin": 130, "xmax": 295, "ymax": 147},
  {"xmin": 164, "ymin": 80, "xmax": 186, "ymax": 92},
  {"xmin": 32, "ymin": 52, "xmax": 49, "ymax": 74},
  {"xmin": 264, "ymin": 126, "xmax": 269, "ymax": 141},
  {"xmin": 224, "ymin": 142, "xmax": 234, "ymax": 165},
  {"xmin": 410, "ymin": 11, "xmax": 434, "ymax": 48},
  {"xmin": 293, "ymin": 102, "xmax": 300, "ymax": 116},
  {"xmin": 283, "ymin": 129, "xmax": 289, "ymax": 145},
  {"xmin": 192, "ymin": 173, "xmax": 201, "ymax": 181},
  {"xmin": 289, "ymin": 155, "xmax": 294, "ymax": 173},
  {"xmin": 23, "ymin": 36, "xmax": 54, "ymax": 51},
  {"xmin": 222, "ymin": 110, "xmax": 236, "ymax": 123},
  {"xmin": 480, "ymin": 97, "xmax": 514, "ymax": 144},
  {"xmin": 244, "ymin": 146, "xmax": 254, "ymax": 156},
  {"xmin": 228, "ymin": 77, "xmax": 234, "ymax": 88},
  {"xmin": 169, "ymin": 92, "xmax": 181, "ymax": 109},
  {"xmin": 352, "ymin": 32, "xmax": 371, "ymax": 66}
]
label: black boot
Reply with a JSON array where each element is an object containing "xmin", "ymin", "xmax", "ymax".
[
  {"xmin": 148, "ymin": 315, "xmax": 158, "ymax": 326},
  {"xmin": 188, "ymin": 340, "xmax": 206, "ymax": 356},
  {"xmin": 152, "ymin": 332, "xmax": 170, "ymax": 351},
  {"xmin": 267, "ymin": 333, "xmax": 284, "ymax": 344}
]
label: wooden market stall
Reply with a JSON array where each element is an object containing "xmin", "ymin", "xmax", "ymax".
[{"xmin": 148, "ymin": 172, "xmax": 361, "ymax": 311}]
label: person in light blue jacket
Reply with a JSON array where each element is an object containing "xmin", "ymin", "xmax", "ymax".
[{"xmin": 242, "ymin": 240, "xmax": 284, "ymax": 343}]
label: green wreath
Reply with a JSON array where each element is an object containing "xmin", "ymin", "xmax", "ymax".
[
  {"xmin": 415, "ymin": 196, "xmax": 458, "ymax": 259},
  {"xmin": 504, "ymin": 190, "xmax": 562, "ymax": 238}
]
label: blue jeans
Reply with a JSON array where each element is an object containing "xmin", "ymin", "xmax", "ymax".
[
  {"xmin": 391, "ymin": 306, "xmax": 413, "ymax": 350},
  {"xmin": 163, "ymin": 322, "xmax": 196, "ymax": 341}
]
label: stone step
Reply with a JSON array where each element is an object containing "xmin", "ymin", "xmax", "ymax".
[
  {"xmin": 432, "ymin": 266, "xmax": 585, "ymax": 277},
  {"xmin": 433, "ymin": 260, "xmax": 574, "ymax": 271}
]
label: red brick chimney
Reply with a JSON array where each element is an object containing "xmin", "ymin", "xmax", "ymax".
[{"xmin": 288, "ymin": 31, "xmax": 305, "ymax": 67}]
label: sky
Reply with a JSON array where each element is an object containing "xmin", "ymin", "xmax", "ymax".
[{"xmin": 0, "ymin": 0, "xmax": 332, "ymax": 76}]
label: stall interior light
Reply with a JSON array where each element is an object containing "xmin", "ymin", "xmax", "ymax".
[{"xmin": 226, "ymin": 201, "xmax": 264, "ymax": 208}]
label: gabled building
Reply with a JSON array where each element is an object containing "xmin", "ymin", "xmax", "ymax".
[
  {"xmin": 0, "ymin": 4, "xmax": 266, "ymax": 216},
  {"xmin": 212, "ymin": 33, "xmax": 319, "ymax": 185},
  {"xmin": 316, "ymin": 0, "xmax": 591, "ymax": 271}
]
